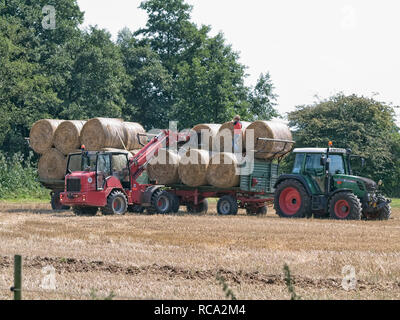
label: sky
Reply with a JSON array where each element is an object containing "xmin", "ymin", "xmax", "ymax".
[{"xmin": 77, "ymin": 0, "xmax": 400, "ymax": 123}]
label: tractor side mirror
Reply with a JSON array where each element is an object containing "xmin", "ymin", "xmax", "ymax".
[{"xmin": 320, "ymin": 156, "xmax": 326, "ymax": 166}]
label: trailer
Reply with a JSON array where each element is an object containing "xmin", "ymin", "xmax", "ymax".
[{"xmin": 159, "ymin": 158, "xmax": 280, "ymax": 215}]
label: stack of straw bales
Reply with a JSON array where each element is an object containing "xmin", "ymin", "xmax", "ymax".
[{"xmin": 30, "ymin": 118, "xmax": 146, "ymax": 180}]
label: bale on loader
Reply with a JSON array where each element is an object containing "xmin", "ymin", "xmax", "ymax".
[
  {"xmin": 213, "ymin": 121, "xmax": 251, "ymax": 153},
  {"xmin": 30, "ymin": 119, "xmax": 64, "ymax": 154},
  {"xmin": 245, "ymin": 121, "xmax": 293, "ymax": 160},
  {"xmin": 206, "ymin": 152, "xmax": 240, "ymax": 188},
  {"xmin": 80, "ymin": 118, "xmax": 127, "ymax": 151},
  {"xmin": 53, "ymin": 120, "xmax": 86, "ymax": 155},
  {"xmin": 178, "ymin": 149, "xmax": 210, "ymax": 187},
  {"xmin": 147, "ymin": 149, "xmax": 181, "ymax": 185},
  {"xmin": 38, "ymin": 148, "xmax": 67, "ymax": 180},
  {"xmin": 124, "ymin": 122, "xmax": 146, "ymax": 150},
  {"xmin": 191, "ymin": 124, "xmax": 221, "ymax": 151}
]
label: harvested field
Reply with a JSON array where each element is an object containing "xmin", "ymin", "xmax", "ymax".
[{"xmin": 0, "ymin": 202, "xmax": 399, "ymax": 300}]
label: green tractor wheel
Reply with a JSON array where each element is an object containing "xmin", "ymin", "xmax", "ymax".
[{"xmin": 329, "ymin": 192, "xmax": 362, "ymax": 220}]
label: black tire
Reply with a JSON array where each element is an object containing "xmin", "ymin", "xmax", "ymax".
[
  {"xmin": 73, "ymin": 206, "xmax": 98, "ymax": 216},
  {"xmin": 257, "ymin": 206, "xmax": 268, "ymax": 216},
  {"xmin": 274, "ymin": 179, "xmax": 311, "ymax": 218},
  {"xmin": 329, "ymin": 192, "xmax": 362, "ymax": 220},
  {"xmin": 152, "ymin": 190, "xmax": 175, "ymax": 214},
  {"xmin": 170, "ymin": 193, "xmax": 180, "ymax": 213},
  {"xmin": 377, "ymin": 204, "xmax": 391, "ymax": 220},
  {"xmin": 127, "ymin": 205, "xmax": 145, "ymax": 214},
  {"xmin": 51, "ymin": 192, "xmax": 70, "ymax": 211},
  {"xmin": 101, "ymin": 190, "xmax": 128, "ymax": 216},
  {"xmin": 187, "ymin": 199, "xmax": 208, "ymax": 214},
  {"xmin": 364, "ymin": 203, "xmax": 391, "ymax": 220},
  {"xmin": 217, "ymin": 196, "xmax": 238, "ymax": 216}
]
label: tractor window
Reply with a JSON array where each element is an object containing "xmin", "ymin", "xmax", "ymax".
[
  {"xmin": 82, "ymin": 153, "xmax": 97, "ymax": 172},
  {"xmin": 305, "ymin": 154, "xmax": 324, "ymax": 171},
  {"xmin": 67, "ymin": 154, "xmax": 82, "ymax": 173},
  {"xmin": 292, "ymin": 153, "xmax": 305, "ymax": 174},
  {"xmin": 111, "ymin": 154, "xmax": 130, "ymax": 186},
  {"xmin": 329, "ymin": 155, "xmax": 345, "ymax": 174}
]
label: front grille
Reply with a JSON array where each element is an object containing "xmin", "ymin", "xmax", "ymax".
[{"xmin": 67, "ymin": 178, "xmax": 81, "ymax": 192}]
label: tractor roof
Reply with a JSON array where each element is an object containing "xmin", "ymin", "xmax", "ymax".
[{"xmin": 293, "ymin": 148, "xmax": 347, "ymax": 154}]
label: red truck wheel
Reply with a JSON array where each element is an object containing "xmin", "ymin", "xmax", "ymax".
[{"xmin": 274, "ymin": 179, "xmax": 310, "ymax": 218}]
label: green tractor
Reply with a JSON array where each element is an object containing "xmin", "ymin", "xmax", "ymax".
[{"xmin": 273, "ymin": 144, "xmax": 391, "ymax": 220}]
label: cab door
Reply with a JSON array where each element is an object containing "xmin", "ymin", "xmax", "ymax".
[
  {"xmin": 96, "ymin": 154, "xmax": 111, "ymax": 190},
  {"xmin": 304, "ymin": 153, "xmax": 326, "ymax": 194}
]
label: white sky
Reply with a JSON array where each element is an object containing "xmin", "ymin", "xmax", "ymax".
[{"xmin": 77, "ymin": 0, "xmax": 400, "ymax": 123}]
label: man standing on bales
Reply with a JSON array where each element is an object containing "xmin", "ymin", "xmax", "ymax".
[{"xmin": 233, "ymin": 115, "xmax": 242, "ymax": 154}]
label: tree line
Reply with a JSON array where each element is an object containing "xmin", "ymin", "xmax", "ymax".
[
  {"xmin": 0, "ymin": 0, "xmax": 399, "ymax": 196},
  {"xmin": 0, "ymin": 0, "xmax": 278, "ymax": 156}
]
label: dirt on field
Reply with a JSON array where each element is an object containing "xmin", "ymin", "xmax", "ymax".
[{"xmin": 0, "ymin": 202, "xmax": 399, "ymax": 300}]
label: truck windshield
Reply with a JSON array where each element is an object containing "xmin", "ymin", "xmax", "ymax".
[{"xmin": 67, "ymin": 153, "xmax": 97, "ymax": 172}]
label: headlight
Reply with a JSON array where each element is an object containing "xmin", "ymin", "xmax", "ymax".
[{"xmin": 88, "ymin": 177, "xmax": 93, "ymax": 184}]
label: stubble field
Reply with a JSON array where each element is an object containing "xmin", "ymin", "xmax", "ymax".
[{"xmin": 0, "ymin": 201, "xmax": 399, "ymax": 300}]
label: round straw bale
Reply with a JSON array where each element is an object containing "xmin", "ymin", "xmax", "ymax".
[
  {"xmin": 53, "ymin": 120, "xmax": 86, "ymax": 155},
  {"xmin": 124, "ymin": 122, "xmax": 146, "ymax": 150},
  {"xmin": 80, "ymin": 118, "xmax": 126, "ymax": 151},
  {"xmin": 245, "ymin": 121, "xmax": 293, "ymax": 160},
  {"xmin": 191, "ymin": 124, "xmax": 221, "ymax": 151},
  {"xmin": 206, "ymin": 152, "xmax": 240, "ymax": 188},
  {"xmin": 38, "ymin": 148, "xmax": 67, "ymax": 180},
  {"xmin": 147, "ymin": 149, "xmax": 180, "ymax": 185},
  {"xmin": 178, "ymin": 149, "xmax": 210, "ymax": 187},
  {"xmin": 29, "ymin": 119, "xmax": 64, "ymax": 154},
  {"xmin": 213, "ymin": 121, "xmax": 251, "ymax": 152}
]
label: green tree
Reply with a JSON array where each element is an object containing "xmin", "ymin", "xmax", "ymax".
[
  {"xmin": 0, "ymin": 0, "xmax": 84, "ymax": 153},
  {"xmin": 171, "ymin": 33, "xmax": 250, "ymax": 128},
  {"xmin": 0, "ymin": 18, "xmax": 59, "ymax": 154},
  {"xmin": 248, "ymin": 73, "xmax": 279, "ymax": 121},
  {"xmin": 60, "ymin": 27, "xmax": 129, "ymax": 119},
  {"xmin": 287, "ymin": 94, "xmax": 400, "ymax": 196},
  {"xmin": 117, "ymin": 28, "xmax": 172, "ymax": 129},
  {"xmin": 135, "ymin": 0, "xmax": 200, "ymax": 73}
]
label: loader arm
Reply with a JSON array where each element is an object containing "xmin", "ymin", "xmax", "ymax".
[{"xmin": 129, "ymin": 130, "xmax": 188, "ymax": 181}]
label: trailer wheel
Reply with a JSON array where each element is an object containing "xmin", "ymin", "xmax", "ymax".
[
  {"xmin": 51, "ymin": 192, "xmax": 70, "ymax": 211},
  {"xmin": 274, "ymin": 179, "xmax": 310, "ymax": 218},
  {"xmin": 187, "ymin": 199, "xmax": 208, "ymax": 214},
  {"xmin": 329, "ymin": 192, "xmax": 362, "ymax": 220},
  {"xmin": 152, "ymin": 190, "xmax": 175, "ymax": 214},
  {"xmin": 101, "ymin": 190, "xmax": 128, "ymax": 216},
  {"xmin": 217, "ymin": 196, "xmax": 238, "ymax": 216},
  {"xmin": 73, "ymin": 206, "xmax": 98, "ymax": 216}
]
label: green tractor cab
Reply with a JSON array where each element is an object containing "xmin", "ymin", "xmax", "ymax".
[{"xmin": 274, "ymin": 145, "xmax": 391, "ymax": 220}]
